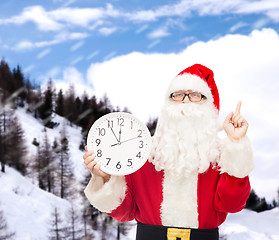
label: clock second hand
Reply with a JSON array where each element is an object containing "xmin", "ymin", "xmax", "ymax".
[{"xmin": 111, "ymin": 136, "xmax": 140, "ymax": 147}]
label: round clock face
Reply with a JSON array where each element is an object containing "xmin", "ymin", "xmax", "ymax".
[{"xmin": 87, "ymin": 112, "xmax": 152, "ymax": 176}]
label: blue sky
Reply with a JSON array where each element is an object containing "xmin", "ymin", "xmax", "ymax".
[{"xmin": 1, "ymin": 0, "xmax": 279, "ymax": 85}]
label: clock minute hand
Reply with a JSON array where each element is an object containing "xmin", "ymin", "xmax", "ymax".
[
  {"xmin": 120, "ymin": 136, "xmax": 139, "ymax": 144},
  {"xmin": 111, "ymin": 136, "xmax": 141, "ymax": 147},
  {"xmin": 110, "ymin": 126, "xmax": 119, "ymax": 143}
]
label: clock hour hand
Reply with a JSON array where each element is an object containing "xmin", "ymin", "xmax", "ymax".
[{"xmin": 119, "ymin": 126, "xmax": 122, "ymax": 143}]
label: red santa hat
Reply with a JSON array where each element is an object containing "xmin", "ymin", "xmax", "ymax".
[{"xmin": 166, "ymin": 64, "xmax": 220, "ymax": 111}]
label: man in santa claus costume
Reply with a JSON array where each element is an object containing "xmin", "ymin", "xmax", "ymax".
[{"xmin": 83, "ymin": 64, "xmax": 254, "ymax": 240}]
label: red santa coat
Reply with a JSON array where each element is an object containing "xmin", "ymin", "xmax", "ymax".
[{"xmin": 84, "ymin": 137, "xmax": 254, "ymax": 229}]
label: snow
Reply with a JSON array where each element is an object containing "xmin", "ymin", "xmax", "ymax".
[
  {"xmin": 15, "ymin": 107, "xmax": 87, "ymax": 182},
  {"xmin": 0, "ymin": 166, "xmax": 71, "ymax": 240},
  {"xmin": 219, "ymin": 209, "xmax": 279, "ymax": 240},
  {"xmin": 0, "ymin": 106, "xmax": 279, "ymax": 239}
]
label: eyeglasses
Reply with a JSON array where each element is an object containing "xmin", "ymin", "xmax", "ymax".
[{"xmin": 170, "ymin": 91, "xmax": 207, "ymax": 102}]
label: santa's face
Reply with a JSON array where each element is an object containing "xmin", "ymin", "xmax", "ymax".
[{"xmin": 150, "ymin": 89, "xmax": 220, "ymax": 176}]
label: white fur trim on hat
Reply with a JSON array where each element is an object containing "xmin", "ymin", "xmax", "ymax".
[
  {"xmin": 218, "ymin": 136, "xmax": 254, "ymax": 178},
  {"xmin": 166, "ymin": 73, "xmax": 214, "ymax": 104},
  {"xmin": 84, "ymin": 175, "xmax": 127, "ymax": 213}
]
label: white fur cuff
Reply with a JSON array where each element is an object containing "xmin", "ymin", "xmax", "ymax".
[
  {"xmin": 219, "ymin": 136, "xmax": 254, "ymax": 178},
  {"xmin": 84, "ymin": 175, "xmax": 127, "ymax": 213}
]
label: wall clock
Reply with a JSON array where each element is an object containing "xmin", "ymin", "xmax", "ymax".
[{"xmin": 87, "ymin": 112, "xmax": 152, "ymax": 176}]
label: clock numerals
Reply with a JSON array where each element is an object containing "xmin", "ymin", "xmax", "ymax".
[
  {"xmin": 106, "ymin": 158, "xmax": 111, "ymax": 166},
  {"xmin": 127, "ymin": 159, "xmax": 133, "ymax": 167},
  {"xmin": 96, "ymin": 139, "xmax": 101, "ymax": 147},
  {"xmin": 130, "ymin": 121, "xmax": 133, "ymax": 129},
  {"xmin": 137, "ymin": 130, "xmax": 142, "ymax": 137},
  {"xmin": 139, "ymin": 140, "xmax": 143, "ymax": 148},
  {"xmin": 118, "ymin": 118, "xmax": 124, "ymax": 126},
  {"xmin": 116, "ymin": 161, "xmax": 122, "ymax": 169},
  {"xmin": 107, "ymin": 120, "xmax": 113, "ymax": 129},
  {"xmin": 136, "ymin": 152, "xmax": 141, "ymax": 158},
  {"xmin": 105, "ymin": 158, "xmax": 133, "ymax": 169},
  {"xmin": 96, "ymin": 149, "xmax": 102, "ymax": 157},
  {"xmin": 98, "ymin": 128, "xmax": 106, "ymax": 136}
]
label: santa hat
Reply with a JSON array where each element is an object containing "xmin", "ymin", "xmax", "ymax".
[{"xmin": 166, "ymin": 64, "xmax": 220, "ymax": 111}]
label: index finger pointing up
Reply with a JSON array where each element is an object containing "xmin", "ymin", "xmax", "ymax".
[{"xmin": 235, "ymin": 101, "xmax": 242, "ymax": 114}]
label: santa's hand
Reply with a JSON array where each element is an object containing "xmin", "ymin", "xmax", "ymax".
[
  {"xmin": 223, "ymin": 101, "xmax": 249, "ymax": 141},
  {"xmin": 83, "ymin": 146, "xmax": 111, "ymax": 183}
]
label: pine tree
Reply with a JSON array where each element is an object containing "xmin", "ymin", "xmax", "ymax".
[
  {"xmin": 12, "ymin": 65, "xmax": 26, "ymax": 107},
  {"xmin": 77, "ymin": 92, "xmax": 91, "ymax": 130},
  {"xmin": 39, "ymin": 79, "xmax": 55, "ymax": 127},
  {"xmin": 32, "ymin": 141, "xmax": 45, "ymax": 190},
  {"xmin": 64, "ymin": 85, "xmax": 76, "ymax": 124},
  {"xmin": 25, "ymin": 79, "xmax": 42, "ymax": 119},
  {"xmin": 5, "ymin": 115, "xmax": 28, "ymax": 175},
  {"xmin": 74, "ymin": 97, "xmax": 82, "ymax": 123},
  {"xmin": 80, "ymin": 172, "xmax": 98, "ymax": 239},
  {"xmin": 245, "ymin": 189, "xmax": 273, "ymax": 212},
  {"xmin": 146, "ymin": 117, "xmax": 158, "ymax": 136},
  {"xmin": 0, "ymin": 105, "xmax": 13, "ymax": 173},
  {"xmin": 48, "ymin": 207, "xmax": 66, "ymax": 240},
  {"xmin": 36, "ymin": 130, "xmax": 55, "ymax": 192},
  {"xmin": 54, "ymin": 125, "xmax": 74, "ymax": 199},
  {"xmin": 0, "ymin": 107, "xmax": 5, "ymax": 173},
  {"xmin": 66, "ymin": 205, "xmax": 83, "ymax": 240},
  {"xmin": 55, "ymin": 89, "xmax": 64, "ymax": 117},
  {"xmin": 0, "ymin": 59, "xmax": 13, "ymax": 105}
]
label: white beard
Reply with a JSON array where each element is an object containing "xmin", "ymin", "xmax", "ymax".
[{"xmin": 149, "ymin": 100, "xmax": 221, "ymax": 177}]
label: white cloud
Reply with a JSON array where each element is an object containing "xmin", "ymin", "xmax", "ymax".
[
  {"xmin": 15, "ymin": 40, "xmax": 34, "ymax": 50},
  {"xmin": 51, "ymin": 67, "xmax": 94, "ymax": 97},
  {"xmin": 2, "ymin": 1, "xmax": 279, "ymax": 33},
  {"xmin": 147, "ymin": 27, "xmax": 170, "ymax": 39},
  {"xmin": 86, "ymin": 28, "xmax": 279, "ymax": 200},
  {"xmin": 0, "ymin": 4, "xmax": 120, "ymax": 31},
  {"xmin": 126, "ymin": 0, "xmax": 279, "ymax": 23},
  {"xmin": 12, "ymin": 32, "xmax": 88, "ymax": 51},
  {"xmin": 179, "ymin": 36, "xmax": 197, "ymax": 45},
  {"xmin": 253, "ymin": 18, "xmax": 270, "ymax": 29},
  {"xmin": 98, "ymin": 27, "xmax": 117, "ymax": 36},
  {"xmin": 0, "ymin": 5, "xmax": 63, "ymax": 31}
]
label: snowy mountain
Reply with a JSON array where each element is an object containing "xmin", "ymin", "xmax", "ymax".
[{"xmin": 0, "ymin": 106, "xmax": 279, "ymax": 239}]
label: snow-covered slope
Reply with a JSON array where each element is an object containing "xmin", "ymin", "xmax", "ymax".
[
  {"xmin": 0, "ymin": 166, "xmax": 71, "ymax": 240},
  {"xmin": 220, "ymin": 209, "xmax": 279, "ymax": 239},
  {"xmin": 15, "ymin": 107, "xmax": 87, "ymax": 182}
]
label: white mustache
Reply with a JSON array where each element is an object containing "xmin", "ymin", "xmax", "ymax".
[{"xmin": 164, "ymin": 102, "xmax": 205, "ymax": 120}]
